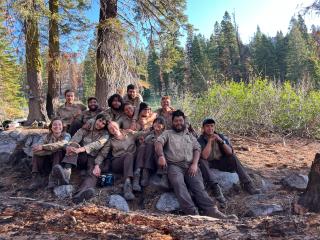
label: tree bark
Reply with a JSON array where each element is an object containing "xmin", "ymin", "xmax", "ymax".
[
  {"xmin": 298, "ymin": 153, "xmax": 320, "ymax": 212},
  {"xmin": 46, "ymin": 0, "xmax": 60, "ymax": 119},
  {"xmin": 25, "ymin": 0, "xmax": 49, "ymax": 124}
]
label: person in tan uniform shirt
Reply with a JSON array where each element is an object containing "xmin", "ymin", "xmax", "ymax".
[
  {"xmin": 29, "ymin": 118, "xmax": 71, "ymax": 190},
  {"xmin": 137, "ymin": 102, "xmax": 157, "ymax": 131},
  {"xmin": 117, "ymin": 102, "xmax": 142, "ymax": 130},
  {"xmin": 51, "ymin": 114, "xmax": 109, "ymax": 203},
  {"xmin": 102, "ymin": 93, "xmax": 124, "ymax": 122},
  {"xmin": 155, "ymin": 110, "xmax": 237, "ymax": 220},
  {"xmin": 95, "ymin": 121, "xmax": 144, "ymax": 200},
  {"xmin": 122, "ymin": 84, "xmax": 143, "ymax": 122},
  {"xmin": 56, "ymin": 89, "xmax": 86, "ymax": 131}
]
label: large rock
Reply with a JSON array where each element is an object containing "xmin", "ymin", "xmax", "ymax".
[
  {"xmin": 156, "ymin": 192, "xmax": 180, "ymax": 212},
  {"xmin": 210, "ymin": 169, "xmax": 240, "ymax": 192},
  {"xmin": 53, "ymin": 185, "xmax": 74, "ymax": 199},
  {"xmin": 245, "ymin": 203, "xmax": 283, "ymax": 217},
  {"xmin": 281, "ymin": 173, "xmax": 308, "ymax": 191},
  {"xmin": 107, "ymin": 194, "xmax": 129, "ymax": 212},
  {"xmin": 23, "ymin": 134, "xmax": 43, "ymax": 157},
  {"xmin": 0, "ymin": 132, "xmax": 17, "ymax": 163}
]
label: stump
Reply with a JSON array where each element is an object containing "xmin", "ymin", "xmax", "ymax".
[{"xmin": 298, "ymin": 153, "xmax": 320, "ymax": 212}]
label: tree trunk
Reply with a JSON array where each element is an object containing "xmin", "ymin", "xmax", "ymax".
[
  {"xmin": 46, "ymin": 0, "xmax": 60, "ymax": 119},
  {"xmin": 25, "ymin": 1, "xmax": 49, "ymax": 124},
  {"xmin": 298, "ymin": 153, "xmax": 320, "ymax": 212}
]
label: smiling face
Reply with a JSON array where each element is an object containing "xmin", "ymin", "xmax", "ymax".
[
  {"xmin": 153, "ymin": 121, "xmax": 165, "ymax": 133},
  {"xmin": 127, "ymin": 88, "xmax": 136, "ymax": 100},
  {"xmin": 140, "ymin": 107, "xmax": 152, "ymax": 118},
  {"xmin": 111, "ymin": 97, "xmax": 122, "ymax": 110},
  {"xmin": 124, "ymin": 104, "xmax": 134, "ymax": 118},
  {"xmin": 203, "ymin": 123, "xmax": 215, "ymax": 136},
  {"xmin": 88, "ymin": 99, "xmax": 99, "ymax": 111},
  {"xmin": 65, "ymin": 91, "xmax": 75, "ymax": 104},
  {"xmin": 51, "ymin": 119, "xmax": 63, "ymax": 135},
  {"xmin": 94, "ymin": 118, "xmax": 107, "ymax": 130},
  {"xmin": 161, "ymin": 98, "xmax": 171, "ymax": 109},
  {"xmin": 107, "ymin": 121, "xmax": 121, "ymax": 136}
]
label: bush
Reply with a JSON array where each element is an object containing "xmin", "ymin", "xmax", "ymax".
[{"xmin": 177, "ymin": 79, "xmax": 320, "ymax": 138}]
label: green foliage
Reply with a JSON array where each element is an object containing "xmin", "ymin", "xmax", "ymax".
[
  {"xmin": 178, "ymin": 79, "xmax": 320, "ymax": 138},
  {"xmin": 82, "ymin": 38, "xmax": 96, "ymax": 101}
]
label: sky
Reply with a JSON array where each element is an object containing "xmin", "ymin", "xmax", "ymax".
[{"xmin": 81, "ymin": 0, "xmax": 319, "ymax": 52}]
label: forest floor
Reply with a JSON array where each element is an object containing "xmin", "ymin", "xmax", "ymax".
[{"xmin": 0, "ymin": 133, "xmax": 320, "ymax": 239}]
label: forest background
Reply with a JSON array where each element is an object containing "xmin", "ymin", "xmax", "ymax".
[{"xmin": 1, "ymin": 0, "xmax": 320, "ymax": 137}]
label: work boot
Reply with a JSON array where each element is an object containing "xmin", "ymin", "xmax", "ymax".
[
  {"xmin": 210, "ymin": 206, "xmax": 238, "ymax": 220},
  {"xmin": 46, "ymin": 173, "xmax": 56, "ymax": 189},
  {"xmin": 72, "ymin": 188, "xmax": 95, "ymax": 204},
  {"xmin": 242, "ymin": 182, "xmax": 261, "ymax": 195},
  {"xmin": 28, "ymin": 173, "xmax": 43, "ymax": 190},
  {"xmin": 52, "ymin": 165, "xmax": 71, "ymax": 186},
  {"xmin": 123, "ymin": 180, "xmax": 135, "ymax": 200},
  {"xmin": 132, "ymin": 170, "xmax": 142, "ymax": 192},
  {"xmin": 140, "ymin": 169, "xmax": 150, "ymax": 187},
  {"xmin": 211, "ymin": 183, "xmax": 227, "ymax": 204}
]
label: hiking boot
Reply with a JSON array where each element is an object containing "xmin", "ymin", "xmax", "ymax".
[
  {"xmin": 46, "ymin": 173, "xmax": 57, "ymax": 189},
  {"xmin": 210, "ymin": 206, "xmax": 238, "ymax": 220},
  {"xmin": 72, "ymin": 188, "xmax": 95, "ymax": 204},
  {"xmin": 123, "ymin": 180, "xmax": 135, "ymax": 200},
  {"xmin": 243, "ymin": 182, "xmax": 261, "ymax": 195},
  {"xmin": 52, "ymin": 165, "xmax": 71, "ymax": 186},
  {"xmin": 132, "ymin": 172, "xmax": 142, "ymax": 192},
  {"xmin": 140, "ymin": 169, "xmax": 150, "ymax": 187},
  {"xmin": 28, "ymin": 173, "xmax": 43, "ymax": 190},
  {"xmin": 211, "ymin": 183, "xmax": 227, "ymax": 204}
]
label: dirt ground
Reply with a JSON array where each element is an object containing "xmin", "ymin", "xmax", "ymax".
[{"xmin": 0, "ymin": 133, "xmax": 320, "ymax": 239}]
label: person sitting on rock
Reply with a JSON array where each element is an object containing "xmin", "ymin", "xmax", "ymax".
[
  {"xmin": 102, "ymin": 93, "xmax": 124, "ymax": 122},
  {"xmin": 198, "ymin": 118, "xmax": 261, "ymax": 204},
  {"xmin": 137, "ymin": 102, "xmax": 157, "ymax": 131},
  {"xmin": 135, "ymin": 116, "xmax": 167, "ymax": 187},
  {"xmin": 123, "ymin": 84, "xmax": 143, "ymax": 122},
  {"xmin": 68, "ymin": 97, "xmax": 103, "ymax": 136},
  {"xmin": 94, "ymin": 121, "xmax": 144, "ymax": 200},
  {"xmin": 154, "ymin": 110, "xmax": 236, "ymax": 219},
  {"xmin": 56, "ymin": 89, "xmax": 87, "ymax": 132},
  {"xmin": 117, "ymin": 102, "xmax": 142, "ymax": 130},
  {"xmin": 51, "ymin": 114, "xmax": 109, "ymax": 203},
  {"xmin": 29, "ymin": 118, "xmax": 71, "ymax": 190}
]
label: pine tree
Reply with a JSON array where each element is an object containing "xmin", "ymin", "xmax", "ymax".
[{"xmin": 147, "ymin": 44, "xmax": 161, "ymax": 96}]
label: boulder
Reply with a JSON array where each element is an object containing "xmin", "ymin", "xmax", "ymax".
[
  {"xmin": 210, "ymin": 169, "xmax": 240, "ymax": 192},
  {"xmin": 245, "ymin": 203, "xmax": 283, "ymax": 217},
  {"xmin": 156, "ymin": 192, "xmax": 180, "ymax": 212},
  {"xmin": 107, "ymin": 194, "xmax": 130, "ymax": 212},
  {"xmin": 0, "ymin": 132, "xmax": 17, "ymax": 163},
  {"xmin": 281, "ymin": 173, "xmax": 308, "ymax": 191},
  {"xmin": 53, "ymin": 185, "xmax": 74, "ymax": 199},
  {"xmin": 23, "ymin": 134, "xmax": 43, "ymax": 157}
]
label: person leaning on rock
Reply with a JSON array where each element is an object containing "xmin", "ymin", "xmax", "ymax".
[
  {"xmin": 56, "ymin": 89, "xmax": 86, "ymax": 132},
  {"xmin": 198, "ymin": 118, "xmax": 261, "ymax": 204},
  {"xmin": 51, "ymin": 114, "xmax": 109, "ymax": 203},
  {"xmin": 154, "ymin": 110, "xmax": 237, "ymax": 219},
  {"xmin": 68, "ymin": 97, "xmax": 103, "ymax": 136},
  {"xmin": 29, "ymin": 118, "xmax": 71, "ymax": 190}
]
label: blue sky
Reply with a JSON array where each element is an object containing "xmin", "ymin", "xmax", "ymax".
[{"xmin": 80, "ymin": 0, "xmax": 318, "ymax": 52}]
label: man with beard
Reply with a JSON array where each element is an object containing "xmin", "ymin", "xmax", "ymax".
[
  {"xmin": 154, "ymin": 110, "xmax": 237, "ymax": 219},
  {"xmin": 102, "ymin": 94, "xmax": 124, "ymax": 122},
  {"xmin": 56, "ymin": 89, "xmax": 86, "ymax": 132},
  {"xmin": 123, "ymin": 84, "xmax": 143, "ymax": 122},
  {"xmin": 69, "ymin": 97, "xmax": 103, "ymax": 136},
  {"xmin": 198, "ymin": 118, "xmax": 261, "ymax": 204}
]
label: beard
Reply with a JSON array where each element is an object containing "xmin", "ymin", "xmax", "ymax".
[
  {"xmin": 172, "ymin": 124, "xmax": 186, "ymax": 133},
  {"xmin": 89, "ymin": 105, "xmax": 98, "ymax": 111}
]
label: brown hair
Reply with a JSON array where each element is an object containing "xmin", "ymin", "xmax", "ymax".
[
  {"xmin": 48, "ymin": 117, "xmax": 64, "ymax": 133},
  {"xmin": 161, "ymin": 96, "xmax": 171, "ymax": 101}
]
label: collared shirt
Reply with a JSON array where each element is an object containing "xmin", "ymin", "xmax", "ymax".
[
  {"xmin": 123, "ymin": 94, "xmax": 143, "ymax": 120},
  {"xmin": 155, "ymin": 107, "xmax": 175, "ymax": 129},
  {"xmin": 56, "ymin": 102, "xmax": 87, "ymax": 127},
  {"xmin": 197, "ymin": 133, "xmax": 232, "ymax": 161},
  {"xmin": 144, "ymin": 130, "xmax": 162, "ymax": 144},
  {"xmin": 117, "ymin": 115, "xmax": 142, "ymax": 130},
  {"xmin": 78, "ymin": 108, "xmax": 103, "ymax": 124},
  {"xmin": 38, "ymin": 132, "xmax": 71, "ymax": 152},
  {"xmin": 102, "ymin": 108, "xmax": 123, "ymax": 122},
  {"xmin": 95, "ymin": 131, "xmax": 144, "ymax": 165},
  {"xmin": 156, "ymin": 129, "xmax": 200, "ymax": 165},
  {"xmin": 69, "ymin": 123, "xmax": 109, "ymax": 157}
]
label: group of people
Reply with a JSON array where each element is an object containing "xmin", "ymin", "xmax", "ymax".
[{"xmin": 30, "ymin": 84, "xmax": 260, "ymax": 219}]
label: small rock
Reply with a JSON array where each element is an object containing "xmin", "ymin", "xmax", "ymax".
[
  {"xmin": 0, "ymin": 139, "xmax": 17, "ymax": 163},
  {"xmin": 281, "ymin": 173, "xmax": 308, "ymax": 191},
  {"xmin": 108, "ymin": 194, "xmax": 129, "ymax": 212},
  {"xmin": 245, "ymin": 203, "xmax": 283, "ymax": 217},
  {"xmin": 210, "ymin": 169, "xmax": 239, "ymax": 192},
  {"xmin": 53, "ymin": 185, "xmax": 74, "ymax": 199},
  {"xmin": 156, "ymin": 192, "xmax": 180, "ymax": 212}
]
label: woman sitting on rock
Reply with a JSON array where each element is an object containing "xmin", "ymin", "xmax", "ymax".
[
  {"xmin": 94, "ymin": 121, "xmax": 144, "ymax": 200},
  {"xmin": 29, "ymin": 118, "xmax": 71, "ymax": 190},
  {"xmin": 51, "ymin": 114, "xmax": 109, "ymax": 203}
]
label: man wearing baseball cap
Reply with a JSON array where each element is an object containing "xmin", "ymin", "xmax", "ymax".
[{"xmin": 198, "ymin": 118, "xmax": 261, "ymax": 204}]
